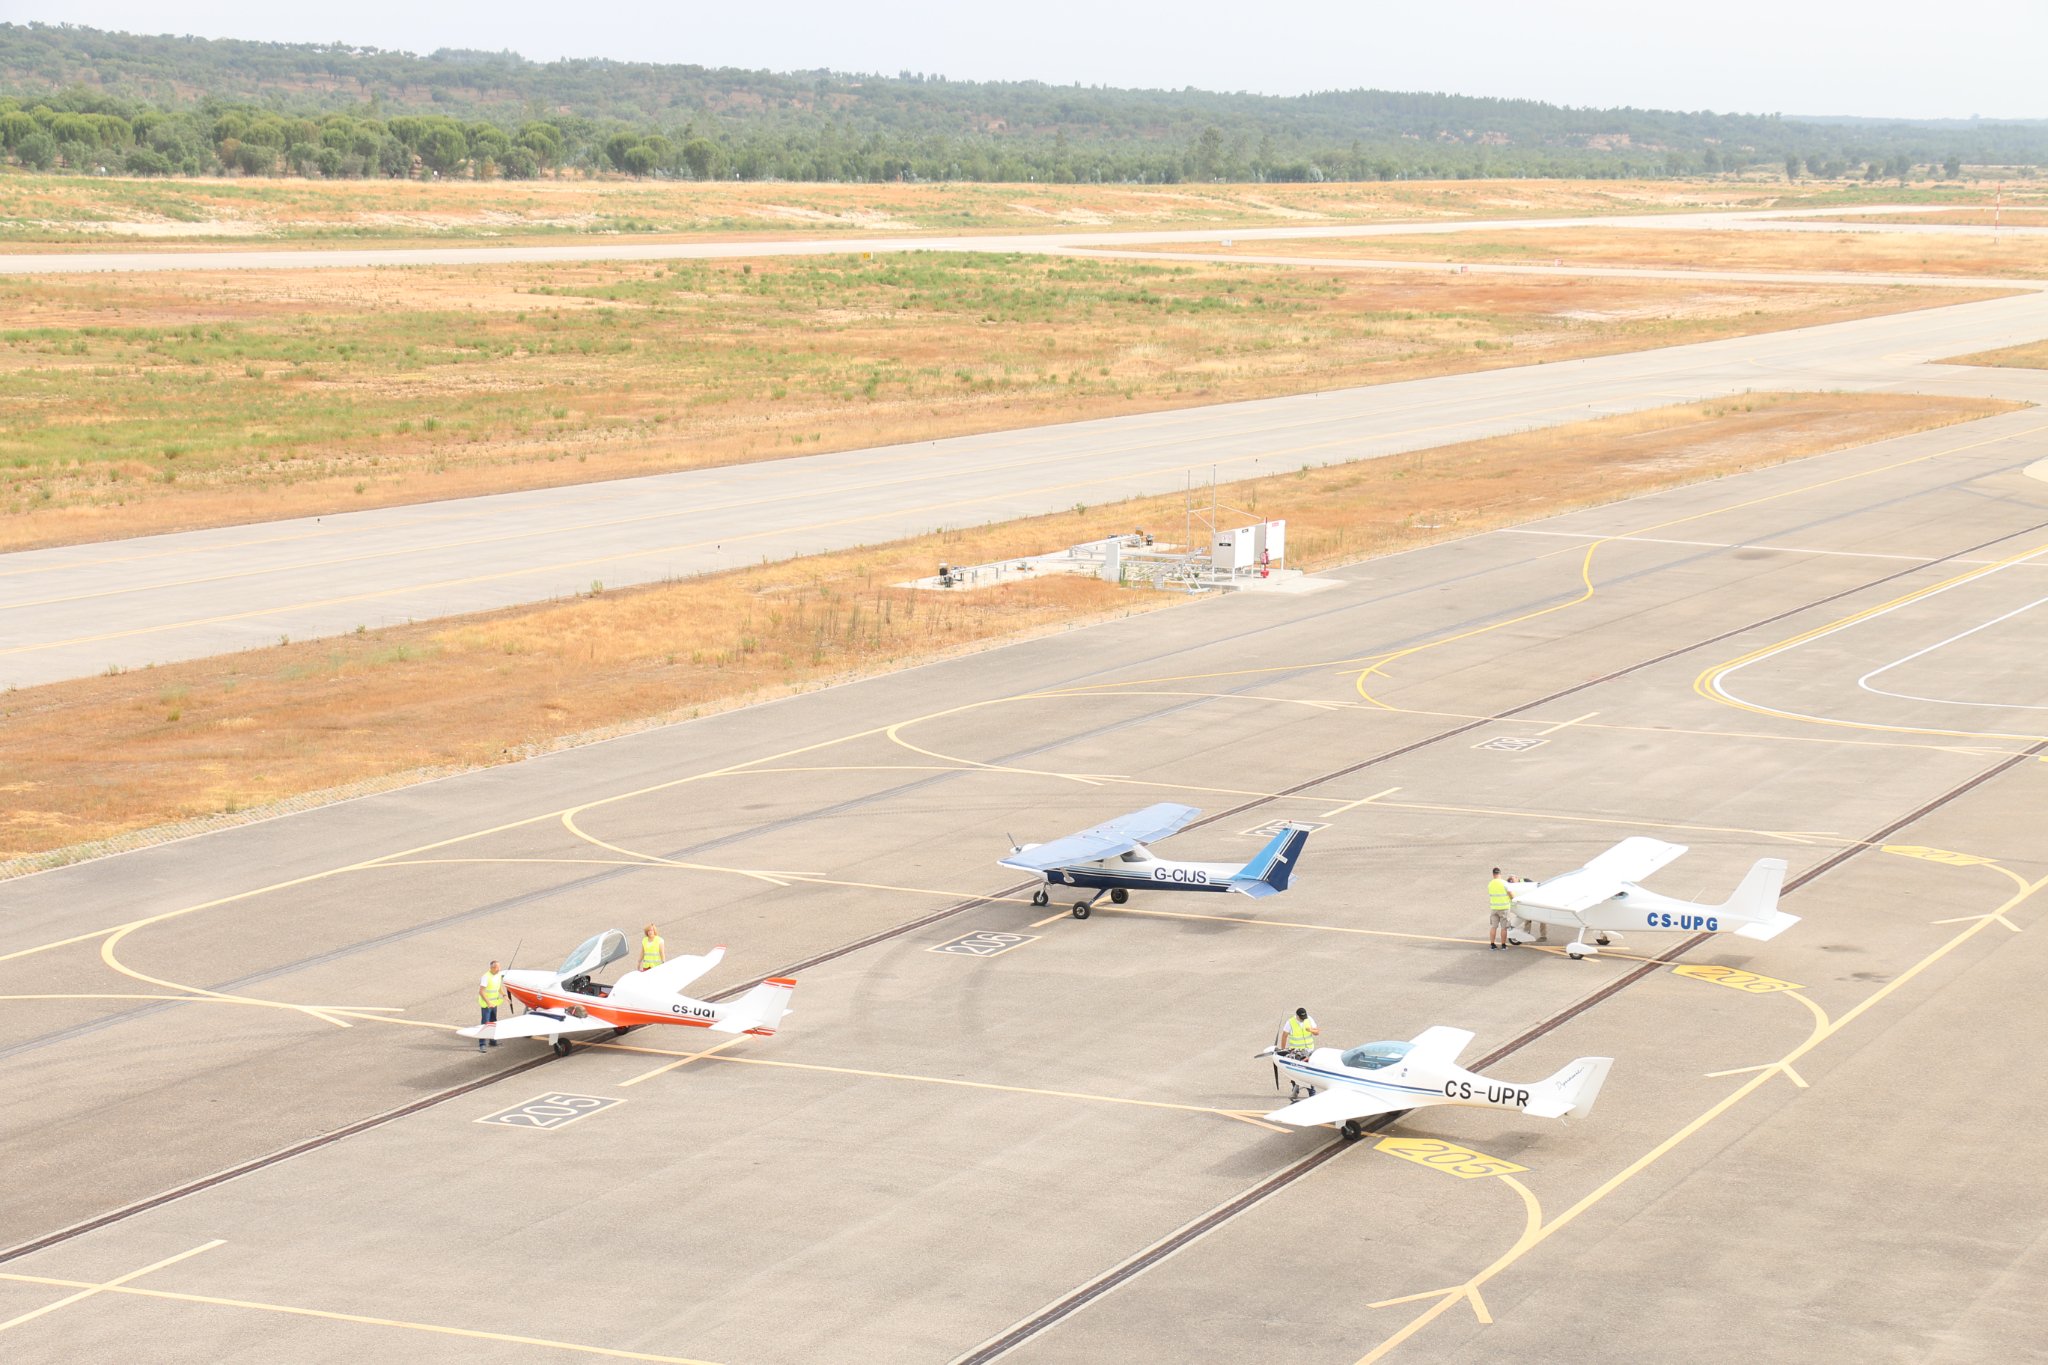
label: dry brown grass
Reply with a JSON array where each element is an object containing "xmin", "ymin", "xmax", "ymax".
[
  {"xmin": 0, "ymin": 389, "xmax": 2013, "ymax": 860},
  {"xmin": 1166, "ymin": 227, "xmax": 2048, "ymax": 277},
  {"xmin": 0, "ymin": 253, "xmax": 1980, "ymax": 550},
  {"xmin": 1791, "ymin": 209, "xmax": 2048, "ymax": 227},
  {"xmin": 1946, "ymin": 338, "xmax": 2048, "ymax": 370},
  {"xmin": 0, "ymin": 174, "xmax": 1966, "ymax": 250}
]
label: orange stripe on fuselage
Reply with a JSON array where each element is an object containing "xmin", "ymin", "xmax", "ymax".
[{"xmin": 507, "ymin": 985, "xmax": 776, "ymax": 1036}]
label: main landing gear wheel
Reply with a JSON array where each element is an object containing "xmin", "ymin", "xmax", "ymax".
[
  {"xmin": 1072, "ymin": 902, "xmax": 1092, "ymax": 920},
  {"xmin": 1109, "ymin": 888, "xmax": 1129, "ymax": 905},
  {"xmin": 1031, "ymin": 890, "xmax": 1050, "ymax": 908},
  {"xmin": 551, "ymin": 1039, "xmax": 573, "ymax": 1057},
  {"xmin": 1596, "ymin": 935, "xmax": 1611, "ymax": 946},
  {"xmin": 1340, "ymin": 1120, "xmax": 1365, "ymax": 1142}
]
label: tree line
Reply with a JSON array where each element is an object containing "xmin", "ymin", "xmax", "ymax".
[{"xmin": 2, "ymin": 22, "xmax": 2044, "ymax": 185}]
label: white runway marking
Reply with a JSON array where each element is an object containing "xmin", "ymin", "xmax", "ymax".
[{"xmin": 1858, "ymin": 592, "xmax": 2048, "ymax": 710}]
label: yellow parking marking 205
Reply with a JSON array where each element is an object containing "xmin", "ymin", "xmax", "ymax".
[
  {"xmin": 1672, "ymin": 964, "xmax": 1803, "ymax": 994},
  {"xmin": 1376, "ymin": 1137, "xmax": 1528, "ymax": 1181}
]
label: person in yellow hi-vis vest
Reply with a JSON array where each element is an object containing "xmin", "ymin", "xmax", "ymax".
[
  {"xmin": 477, "ymin": 959, "xmax": 505, "ymax": 1052},
  {"xmin": 1487, "ymin": 868, "xmax": 1515, "ymax": 951},
  {"xmin": 640, "ymin": 925, "xmax": 665, "ymax": 972},
  {"xmin": 1281, "ymin": 1007, "xmax": 1319, "ymax": 1058}
]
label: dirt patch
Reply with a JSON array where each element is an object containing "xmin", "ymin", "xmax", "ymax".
[
  {"xmin": 0, "ymin": 390, "xmax": 2013, "ymax": 862},
  {"xmin": 1944, "ymin": 338, "xmax": 2048, "ymax": 370}
]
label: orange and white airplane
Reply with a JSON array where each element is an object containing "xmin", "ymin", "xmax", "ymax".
[{"xmin": 460, "ymin": 929, "xmax": 795, "ymax": 1056}]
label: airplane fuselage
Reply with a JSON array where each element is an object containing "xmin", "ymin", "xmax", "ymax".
[
  {"xmin": 503, "ymin": 969, "xmax": 770, "ymax": 1036},
  {"xmin": 1512, "ymin": 883, "xmax": 1729, "ymax": 934},
  {"xmin": 1040, "ymin": 851, "xmax": 1244, "ymax": 894},
  {"xmin": 1276, "ymin": 1049, "xmax": 1535, "ymax": 1113}
]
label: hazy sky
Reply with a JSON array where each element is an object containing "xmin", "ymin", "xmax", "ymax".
[{"xmin": 22, "ymin": 0, "xmax": 2046, "ymax": 120}]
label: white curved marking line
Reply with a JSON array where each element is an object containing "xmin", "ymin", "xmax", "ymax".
[
  {"xmin": 1708, "ymin": 546, "xmax": 2048, "ymax": 743},
  {"xmin": 1857, "ymin": 593, "xmax": 2048, "ymax": 710}
]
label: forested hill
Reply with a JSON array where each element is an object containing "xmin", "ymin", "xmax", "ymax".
[{"xmin": 3, "ymin": 21, "xmax": 2046, "ymax": 183}]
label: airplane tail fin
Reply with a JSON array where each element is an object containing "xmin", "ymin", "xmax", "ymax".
[
  {"xmin": 1715, "ymin": 858, "xmax": 1800, "ymax": 941},
  {"xmin": 712, "ymin": 978, "xmax": 796, "ymax": 1036},
  {"xmin": 1524, "ymin": 1056, "xmax": 1613, "ymax": 1119},
  {"xmin": 1228, "ymin": 825, "xmax": 1313, "ymax": 900}
]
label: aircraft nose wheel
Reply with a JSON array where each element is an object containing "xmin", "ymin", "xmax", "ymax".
[
  {"xmin": 1340, "ymin": 1120, "xmax": 1365, "ymax": 1143},
  {"xmin": 1030, "ymin": 890, "xmax": 1049, "ymax": 907},
  {"xmin": 1072, "ymin": 902, "xmax": 1092, "ymax": 920},
  {"xmin": 1109, "ymin": 888, "xmax": 1129, "ymax": 905},
  {"xmin": 551, "ymin": 1039, "xmax": 573, "ymax": 1057}
]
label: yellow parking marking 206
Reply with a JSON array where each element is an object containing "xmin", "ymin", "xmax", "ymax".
[
  {"xmin": 1883, "ymin": 844, "xmax": 1996, "ymax": 867},
  {"xmin": 1376, "ymin": 1138, "xmax": 1528, "ymax": 1181}
]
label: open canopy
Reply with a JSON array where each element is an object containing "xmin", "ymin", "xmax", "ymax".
[{"xmin": 555, "ymin": 929, "xmax": 630, "ymax": 981}]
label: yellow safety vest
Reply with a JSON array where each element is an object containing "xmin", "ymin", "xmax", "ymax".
[
  {"xmin": 640, "ymin": 935, "xmax": 664, "ymax": 971},
  {"xmin": 1488, "ymin": 878, "xmax": 1512, "ymax": 912},
  {"xmin": 478, "ymin": 972, "xmax": 505, "ymax": 1008},
  {"xmin": 1285, "ymin": 1017, "xmax": 1315, "ymax": 1051}
]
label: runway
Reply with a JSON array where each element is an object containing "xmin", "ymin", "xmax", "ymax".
[
  {"xmin": 3, "ymin": 202, "xmax": 2045, "ymax": 276},
  {"xmin": 6, "ymin": 280, "xmax": 2048, "ymax": 690},
  {"xmin": 2, "ymin": 402, "xmax": 2044, "ymax": 1362}
]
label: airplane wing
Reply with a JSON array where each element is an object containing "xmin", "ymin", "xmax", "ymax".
[
  {"xmin": 999, "ymin": 803, "xmax": 1201, "ymax": 872},
  {"xmin": 1584, "ymin": 837, "xmax": 1689, "ymax": 883},
  {"xmin": 633, "ymin": 945, "xmax": 726, "ymax": 994},
  {"xmin": 1405, "ymin": 1025, "xmax": 1476, "ymax": 1069},
  {"xmin": 459, "ymin": 1009, "xmax": 615, "ymax": 1041},
  {"xmin": 1265, "ymin": 1087, "xmax": 1413, "ymax": 1127},
  {"xmin": 1518, "ymin": 837, "xmax": 1690, "ymax": 913}
]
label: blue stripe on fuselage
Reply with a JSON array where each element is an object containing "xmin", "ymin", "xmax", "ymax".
[
  {"xmin": 1277, "ymin": 1057, "xmax": 1440, "ymax": 1098},
  {"xmin": 1048, "ymin": 869, "xmax": 1233, "ymax": 893}
]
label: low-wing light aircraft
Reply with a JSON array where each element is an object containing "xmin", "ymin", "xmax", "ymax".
[
  {"xmin": 459, "ymin": 930, "xmax": 794, "ymax": 1056},
  {"xmin": 1255, "ymin": 1026, "xmax": 1613, "ymax": 1142},
  {"xmin": 1000, "ymin": 802, "xmax": 1313, "ymax": 919},
  {"xmin": 1506, "ymin": 837, "xmax": 1798, "ymax": 959}
]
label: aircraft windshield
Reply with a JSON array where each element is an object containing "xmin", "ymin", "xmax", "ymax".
[
  {"xmin": 1340, "ymin": 1042, "xmax": 1414, "ymax": 1071},
  {"xmin": 556, "ymin": 930, "xmax": 630, "ymax": 979}
]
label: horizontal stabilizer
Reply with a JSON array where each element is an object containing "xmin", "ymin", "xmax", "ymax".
[
  {"xmin": 1524, "ymin": 1056, "xmax": 1613, "ymax": 1119},
  {"xmin": 713, "ymin": 977, "xmax": 796, "ymax": 1035},
  {"xmin": 1733, "ymin": 910, "xmax": 1800, "ymax": 942}
]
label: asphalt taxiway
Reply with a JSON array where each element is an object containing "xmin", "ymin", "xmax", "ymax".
[
  {"xmin": 2, "ymin": 394, "xmax": 2044, "ymax": 1362},
  {"xmin": 6, "ymin": 280, "xmax": 2048, "ymax": 690}
]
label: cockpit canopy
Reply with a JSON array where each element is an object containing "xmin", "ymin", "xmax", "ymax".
[
  {"xmin": 556, "ymin": 929, "xmax": 630, "ymax": 981},
  {"xmin": 1340, "ymin": 1041, "xmax": 1414, "ymax": 1071}
]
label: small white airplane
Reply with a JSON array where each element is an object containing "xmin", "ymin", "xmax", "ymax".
[
  {"xmin": 1000, "ymin": 802, "xmax": 1313, "ymax": 919},
  {"xmin": 460, "ymin": 930, "xmax": 794, "ymax": 1056},
  {"xmin": 1256, "ymin": 1026, "xmax": 1613, "ymax": 1142},
  {"xmin": 1507, "ymin": 837, "xmax": 1798, "ymax": 960}
]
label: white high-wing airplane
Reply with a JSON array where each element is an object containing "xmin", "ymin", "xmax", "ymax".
[
  {"xmin": 1000, "ymin": 802, "xmax": 1313, "ymax": 919},
  {"xmin": 459, "ymin": 930, "xmax": 795, "ymax": 1056},
  {"xmin": 1256, "ymin": 1027, "xmax": 1613, "ymax": 1142},
  {"xmin": 1507, "ymin": 837, "xmax": 1798, "ymax": 960}
]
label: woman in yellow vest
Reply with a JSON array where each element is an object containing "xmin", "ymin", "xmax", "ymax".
[{"xmin": 640, "ymin": 925, "xmax": 665, "ymax": 972}]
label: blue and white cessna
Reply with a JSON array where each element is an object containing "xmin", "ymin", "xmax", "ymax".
[{"xmin": 1000, "ymin": 802, "xmax": 1313, "ymax": 920}]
